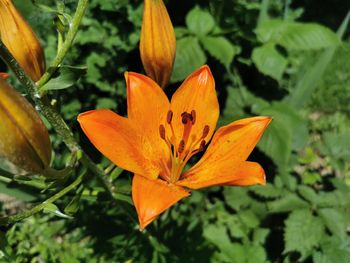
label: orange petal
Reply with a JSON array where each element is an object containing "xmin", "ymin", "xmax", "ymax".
[
  {"xmin": 177, "ymin": 161, "xmax": 265, "ymax": 189},
  {"xmin": 78, "ymin": 109, "xmax": 159, "ymax": 179},
  {"xmin": 177, "ymin": 117, "xmax": 271, "ymax": 189},
  {"xmin": 170, "ymin": 65, "xmax": 219, "ymax": 151},
  {"xmin": 224, "ymin": 162, "xmax": 265, "ymax": 186},
  {"xmin": 132, "ymin": 174, "xmax": 190, "ymax": 230},
  {"xmin": 126, "ymin": 72, "xmax": 170, "ymax": 164}
]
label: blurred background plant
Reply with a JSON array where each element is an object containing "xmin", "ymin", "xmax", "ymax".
[{"xmin": 1, "ymin": 0, "xmax": 350, "ymax": 262}]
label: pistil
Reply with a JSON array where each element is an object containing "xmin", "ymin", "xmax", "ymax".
[{"xmin": 159, "ymin": 110, "xmax": 209, "ymax": 184}]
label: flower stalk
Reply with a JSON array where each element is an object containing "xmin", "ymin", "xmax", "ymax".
[{"xmin": 36, "ymin": 0, "xmax": 88, "ymax": 91}]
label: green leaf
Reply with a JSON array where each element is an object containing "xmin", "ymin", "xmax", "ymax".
[
  {"xmin": 314, "ymin": 236, "xmax": 350, "ymax": 263},
  {"xmin": 224, "ymin": 187, "xmax": 251, "ymax": 211},
  {"xmin": 256, "ymin": 20, "xmax": 340, "ymax": 50},
  {"xmin": 0, "ymin": 181, "xmax": 37, "ymax": 202},
  {"xmin": 268, "ymin": 193, "xmax": 309, "ymax": 213},
  {"xmin": 42, "ymin": 65, "xmax": 87, "ymax": 91},
  {"xmin": 253, "ymin": 228, "xmax": 270, "ymax": 245},
  {"xmin": 239, "ymin": 211, "xmax": 259, "ymax": 229},
  {"xmin": 201, "ymin": 36, "xmax": 238, "ymax": 68},
  {"xmin": 298, "ymin": 185, "xmax": 318, "ymax": 204},
  {"xmin": 257, "ymin": 102, "xmax": 308, "ymax": 169},
  {"xmin": 284, "ymin": 209, "xmax": 324, "ymax": 259},
  {"xmin": 171, "ymin": 37, "xmax": 206, "ymax": 82},
  {"xmin": 250, "ymin": 184, "xmax": 284, "ymax": 199},
  {"xmin": 186, "ymin": 6, "xmax": 215, "ymax": 36},
  {"xmin": 318, "ymin": 208, "xmax": 348, "ymax": 239},
  {"xmin": 252, "ymin": 43, "xmax": 287, "ymax": 80},
  {"xmin": 278, "ymin": 22, "xmax": 340, "ymax": 50},
  {"xmin": 64, "ymin": 195, "xmax": 81, "ymax": 216},
  {"xmin": 288, "ymin": 11, "xmax": 350, "ymax": 107},
  {"xmin": 43, "ymin": 203, "xmax": 73, "ymax": 219},
  {"xmin": 203, "ymin": 224, "xmax": 236, "ymax": 260}
]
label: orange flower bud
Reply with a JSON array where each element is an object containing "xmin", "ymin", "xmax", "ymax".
[
  {"xmin": 0, "ymin": 0, "xmax": 45, "ymax": 81},
  {"xmin": 140, "ymin": 0, "xmax": 176, "ymax": 88},
  {"xmin": 0, "ymin": 78, "xmax": 51, "ymax": 173}
]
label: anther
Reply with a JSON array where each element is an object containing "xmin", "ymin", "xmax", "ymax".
[
  {"xmin": 159, "ymin": 125, "xmax": 166, "ymax": 140},
  {"xmin": 178, "ymin": 140, "xmax": 185, "ymax": 153},
  {"xmin": 167, "ymin": 110, "xmax": 173, "ymax": 124},
  {"xmin": 202, "ymin": 125, "xmax": 210, "ymax": 138},
  {"xmin": 191, "ymin": 110, "xmax": 196, "ymax": 125},
  {"xmin": 199, "ymin": 140, "xmax": 206, "ymax": 152}
]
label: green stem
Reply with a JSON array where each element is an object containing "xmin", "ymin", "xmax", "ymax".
[
  {"xmin": 0, "ymin": 40, "xmax": 117, "ymax": 201},
  {"xmin": 36, "ymin": 0, "xmax": 88, "ymax": 90},
  {"xmin": 0, "ymin": 173, "xmax": 84, "ymax": 225}
]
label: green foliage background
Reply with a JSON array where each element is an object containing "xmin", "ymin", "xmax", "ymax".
[{"xmin": 1, "ymin": 0, "xmax": 350, "ymax": 262}]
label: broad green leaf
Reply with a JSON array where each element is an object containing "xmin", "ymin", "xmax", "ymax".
[
  {"xmin": 224, "ymin": 187, "xmax": 251, "ymax": 211},
  {"xmin": 256, "ymin": 20, "xmax": 340, "ymax": 50},
  {"xmin": 318, "ymin": 208, "xmax": 348, "ymax": 239},
  {"xmin": 171, "ymin": 37, "xmax": 206, "ymax": 82},
  {"xmin": 257, "ymin": 118, "xmax": 291, "ymax": 169},
  {"xmin": 42, "ymin": 66, "xmax": 87, "ymax": 91},
  {"xmin": 201, "ymin": 36, "xmax": 238, "ymax": 68},
  {"xmin": 279, "ymin": 23, "xmax": 340, "ymax": 50},
  {"xmin": 314, "ymin": 237, "xmax": 350, "ymax": 263},
  {"xmin": 203, "ymin": 224, "xmax": 237, "ymax": 260},
  {"xmin": 298, "ymin": 185, "xmax": 318, "ymax": 204},
  {"xmin": 268, "ymin": 193, "xmax": 309, "ymax": 213},
  {"xmin": 288, "ymin": 11, "xmax": 350, "ymax": 107},
  {"xmin": 257, "ymin": 102, "xmax": 308, "ymax": 169},
  {"xmin": 186, "ymin": 6, "xmax": 215, "ymax": 36},
  {"xmin": 245, "ymin": 245, "xmax": 267, "ymax": 263},
  {"xmin": 253, "ymin": 228, "xmax": 270, "ymax": 245},
  {"xmin": 284, "ymin": 209, "xmax": 324, "ymax": 259},
  {"xmin": 252, "ymin": 43, "xmax": 287, "ymax": 80},
  {"xmin": 250, "ymin": 184, "xmax": 284, "ymax": 199}
]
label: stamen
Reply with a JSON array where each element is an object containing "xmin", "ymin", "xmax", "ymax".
[
  {"xmin": 159, "ymin": 125, "xmax": 166, "ymax": 140},
  {"xmin": 199, "ymin": 140, "xmax": 206, "ymax": 152},
  {"xmin": 178, "ymin": 140, "xmax": 185, "ymax": 154},
  {"xmin": 202, "ymin": 125, "xmax": 210, "ymax": 138},
  {"xmin": 191, "ymin": 110, "xmax": 196, "ymax": 125},
  {"xmin": 167, "ymin": 110, "xmax": 173, "ymax": 124}
]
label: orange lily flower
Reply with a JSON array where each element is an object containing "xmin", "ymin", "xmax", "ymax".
[{"xmin": 78, "ymin": 65, "xmax": 271, "ymax": 230}]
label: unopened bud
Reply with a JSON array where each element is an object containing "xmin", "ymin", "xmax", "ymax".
[
  {"xmin": 140, "ymin": 0, "xmax": 176, "ymax": 88},
  {"xmin": 0, "ymin": 78, "xmax": 51, "ymax": 173},
  {"xmin": 0, "ymin": 0, "xmax": 45, "ymax": 81}
]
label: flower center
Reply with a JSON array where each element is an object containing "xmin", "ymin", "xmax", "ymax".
[{"xmin": 159, "ymin": 110, "xmax": 209, "ymax": 183}]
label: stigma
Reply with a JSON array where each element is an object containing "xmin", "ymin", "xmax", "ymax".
[{"xmin": 159, "ymin": 110, "xmax": 209, "ymax": 183}]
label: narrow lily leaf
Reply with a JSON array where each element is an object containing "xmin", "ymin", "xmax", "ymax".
[
  {"xmin": 42, "ymin": 65, "xmax": 87, "ymax": 91},
  {"xmin": 0, "ymin": 181, "xmax": 37, "ymax": 202},
  {"xmin": 64, "ymin": 194, "xmax": 81, "ymax": 216},
  {"xmin": 43, "ymin": 202, "xmax": 73, "ymax": 219}
]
